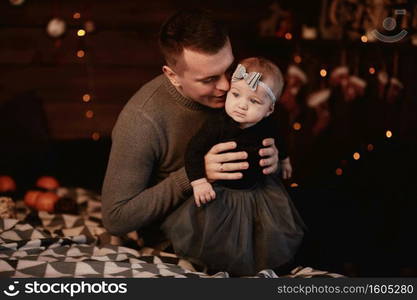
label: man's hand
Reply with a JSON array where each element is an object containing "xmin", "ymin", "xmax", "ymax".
[
  {"xmin": 281, "ymin": 157, "xmax": 293, "ymax": 179},
  {"xmin": 191, "ymin": 178, "xmax": 216, "ymax": 207},
  {"xmin": 204, "ymin": 141, "xmax": 249, "ymax": 182},
  {"xmin": 259, "ymin": 138, "xmax": 279, "ymax": 174}
]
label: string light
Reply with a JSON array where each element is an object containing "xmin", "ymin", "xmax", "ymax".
[
  {"xmin": 82, "ymin": 94, "xmax": 91, "ymax": 102},
  {"xmin": 294, "ymin": 55, "xmax": 302, "ymax": 64},
  {"xmin": 353, "ymin": 152, "xmax": 360, "ymax": 160},
  {"xmin": 336, "ymin": 168, "xmax": 343, "ymax": 176},
  {"xmin": 290, "ymin": 183, "xmax": 299, "ymax": 188},
  {"xmin": 320, "ymin": 69, "xmax": 327, "ymax": 77},
  {"xmin": 71, "ymin": 11, "xmax": 97, "ymax": 141},
  {"xmin": 46, "ymin": 18, "xmax": 66, "ymax": 38},
  {"xmin": 369, "ymin": 67, "xmax": 375, "ymax": 74},
  {"xmin": 367, "ymin": 144, "xmax": 374, "ymax": 151},
  {"xmin": 77, "ymin": 50, "xmax": 85, "ymax": 58},
  {"xmin": 85, "ymin": 110, "xmax": 94, "ymax": 119},
  {"xmin": 9, "ymin": 0, "xmax": 25, "ymax": 6},
  {"xmin": 386, "ymin": 130, "xmax": 393, "ymax": 138},
  {"xmin": 293, "ymin": 122, "xmax": 302, "ymax": 131},
  {"xmin": 361, "ymin": 35, "xmax": 368, "ymax": 43},
  {"xmin": 285, "ymin": 33, "xmax": 293, "ymax": 40},
  {"xmin": 84, "ymin": 20, "xmax": 95, "ymax": 33},
  {"xmin": 92, "ymin": 132, "xmax": 100, "ymax": 141}
]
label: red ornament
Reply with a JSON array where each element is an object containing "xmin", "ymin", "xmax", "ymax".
[
  {"xmin": 36, "ymin": 176, "xmax": 60, "ymax": 190},
  {"xmin": 24, "ymin": 190, "xmax": 42, "ymax": 208},
  {"xmin": 36, "ymin": 192, "xmax": 59, "ymax": 213},
  {"xmin": 0, "ymin": 175, "xmax": 16, "ymax": 192}
]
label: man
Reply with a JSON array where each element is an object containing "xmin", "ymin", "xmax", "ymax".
[{"xmin": 102, "ymin": 9, "xmax": 279, "ymax": 247}]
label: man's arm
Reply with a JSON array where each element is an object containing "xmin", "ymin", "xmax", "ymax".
[{"xmin": 101, "ymin": 109, "xmax": 191, "ymax": 236}]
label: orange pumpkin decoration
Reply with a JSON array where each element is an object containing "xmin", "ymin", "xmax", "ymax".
[
  {"xmin": 0, "ymin": 175, "xmax": 16, "ymax": 193},
  {"xmin": 24, "ymin": 190, "xmax": 42, "ymax": 208},
  {"xmin": 36, "ymin": 176, "xmax": 59, "ymax": 190},
  {"xmin": 36, "ymin": 192, "xmax": 59, "ymax": 213}
]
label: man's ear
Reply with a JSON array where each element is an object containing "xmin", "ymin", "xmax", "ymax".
[
  {"xmin": 162, "ymin": 65, "xmax": 181, "ymax": 88},
  {"xmin": 265, "ymin": 104, "xmax": 275, "ymax": 117}
]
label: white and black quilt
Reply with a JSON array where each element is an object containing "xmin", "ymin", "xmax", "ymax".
[{"xmin": 0, "ymin": 188, "xmax": 343, "ymax": 278}]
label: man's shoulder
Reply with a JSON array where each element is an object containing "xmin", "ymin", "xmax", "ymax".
[
  {"xmin": 125, "ymin": 74, "xmax": 166, "ymax": 111},
  {"xmin": 118, "ymin": 74, "xmax": 175, "ymax": 123},
  {"xmin": 112, "ymin": 75, "xmax": 167, "ymax": 132}
]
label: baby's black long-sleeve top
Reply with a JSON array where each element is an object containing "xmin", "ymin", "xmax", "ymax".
[{"xmin": 185, "ymin": 111, "xmax": 289, "ymax": 189}]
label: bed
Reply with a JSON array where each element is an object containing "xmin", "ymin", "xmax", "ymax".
[{"xmin": 0, "ymin": 188, "xmax": 343, "ymax": 278}]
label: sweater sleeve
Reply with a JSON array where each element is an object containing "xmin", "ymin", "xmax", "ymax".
[
  {"xmin": 268, "ymin": 110, "xmax": 290, "ymax": 160},
  {"xmin": 184, "ymin": 117, "xmax": 220, "ymax": 182},
  {"xmin": 101, "ymin": 108, "xmax": 191, "ymax": 236},
  {"xmin": 276, "ymin": 133, "xmax": 289, "ymax": 160}
]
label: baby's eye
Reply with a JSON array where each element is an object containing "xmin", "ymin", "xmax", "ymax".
[
  {"xmin": 250, "ymin": 99, "xmax": 260, "ymax": 104},
  {"xmin": 232, "ymin": 92, "xmax": 239, "ymax": 97}
]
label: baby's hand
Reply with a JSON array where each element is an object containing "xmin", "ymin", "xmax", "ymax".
[
  {"xmin": 191, "ymin": 178, "xmax": 216, "ymax": 207},
  {"xmin": 281, "ymin": 157, "xmax": 293, "ymax": 180}
]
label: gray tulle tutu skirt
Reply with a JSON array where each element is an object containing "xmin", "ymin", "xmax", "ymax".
[{"xmin": 162, "ymin": 176, "xmax": 305, "ymax": 276}]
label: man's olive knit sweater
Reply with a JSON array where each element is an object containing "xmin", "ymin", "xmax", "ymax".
[{"xmin": 102, "ymin": 74, "xmax": 218, "ymax": 244}]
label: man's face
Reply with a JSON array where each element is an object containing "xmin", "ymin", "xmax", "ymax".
[
  {"xmin": 172, "ymin": 40, "xmax": 234, "ymax": 108},
  {"xmin": 225, "ymin": 80, "xmax": 274, "ymax": 129}
]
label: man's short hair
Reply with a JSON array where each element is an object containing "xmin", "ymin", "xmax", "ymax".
[
  {"xmin": 239, "ymin": 57, "xmax": 284, "ymax": 100},
  {"xmin": 159, "ymin": 9, "xmax": 229, "ymax": 67}
]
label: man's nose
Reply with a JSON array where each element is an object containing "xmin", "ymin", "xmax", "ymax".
[{"xmin": 216, "ymin": 74, "xmax": 230, "ymax": 92}]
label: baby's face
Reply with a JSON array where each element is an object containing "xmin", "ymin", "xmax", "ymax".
[{"xmin": 225, "ymin": 80, "xmax": 274, "ymax": 129}]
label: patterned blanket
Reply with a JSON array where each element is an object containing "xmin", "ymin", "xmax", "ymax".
[{"xmin": 0, "ymin": 188, "xmax": 343, "ymax": 278}]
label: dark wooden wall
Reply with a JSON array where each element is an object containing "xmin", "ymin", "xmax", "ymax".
[
  {"xmin": 0, "ymin": 0, "xmax": 283, "ymax": 140},
  {"xmin": 1, "ymin": 0, "xmax": 415, "ymax": 142},
  {"xmin": 1, "ymin": 0, "xmax": 171, "ymax": 140}
]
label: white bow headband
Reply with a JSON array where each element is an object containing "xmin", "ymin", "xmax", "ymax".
[{"xmin": 231, "ymin": 64, "xmax": 277, "ymax": 103}]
